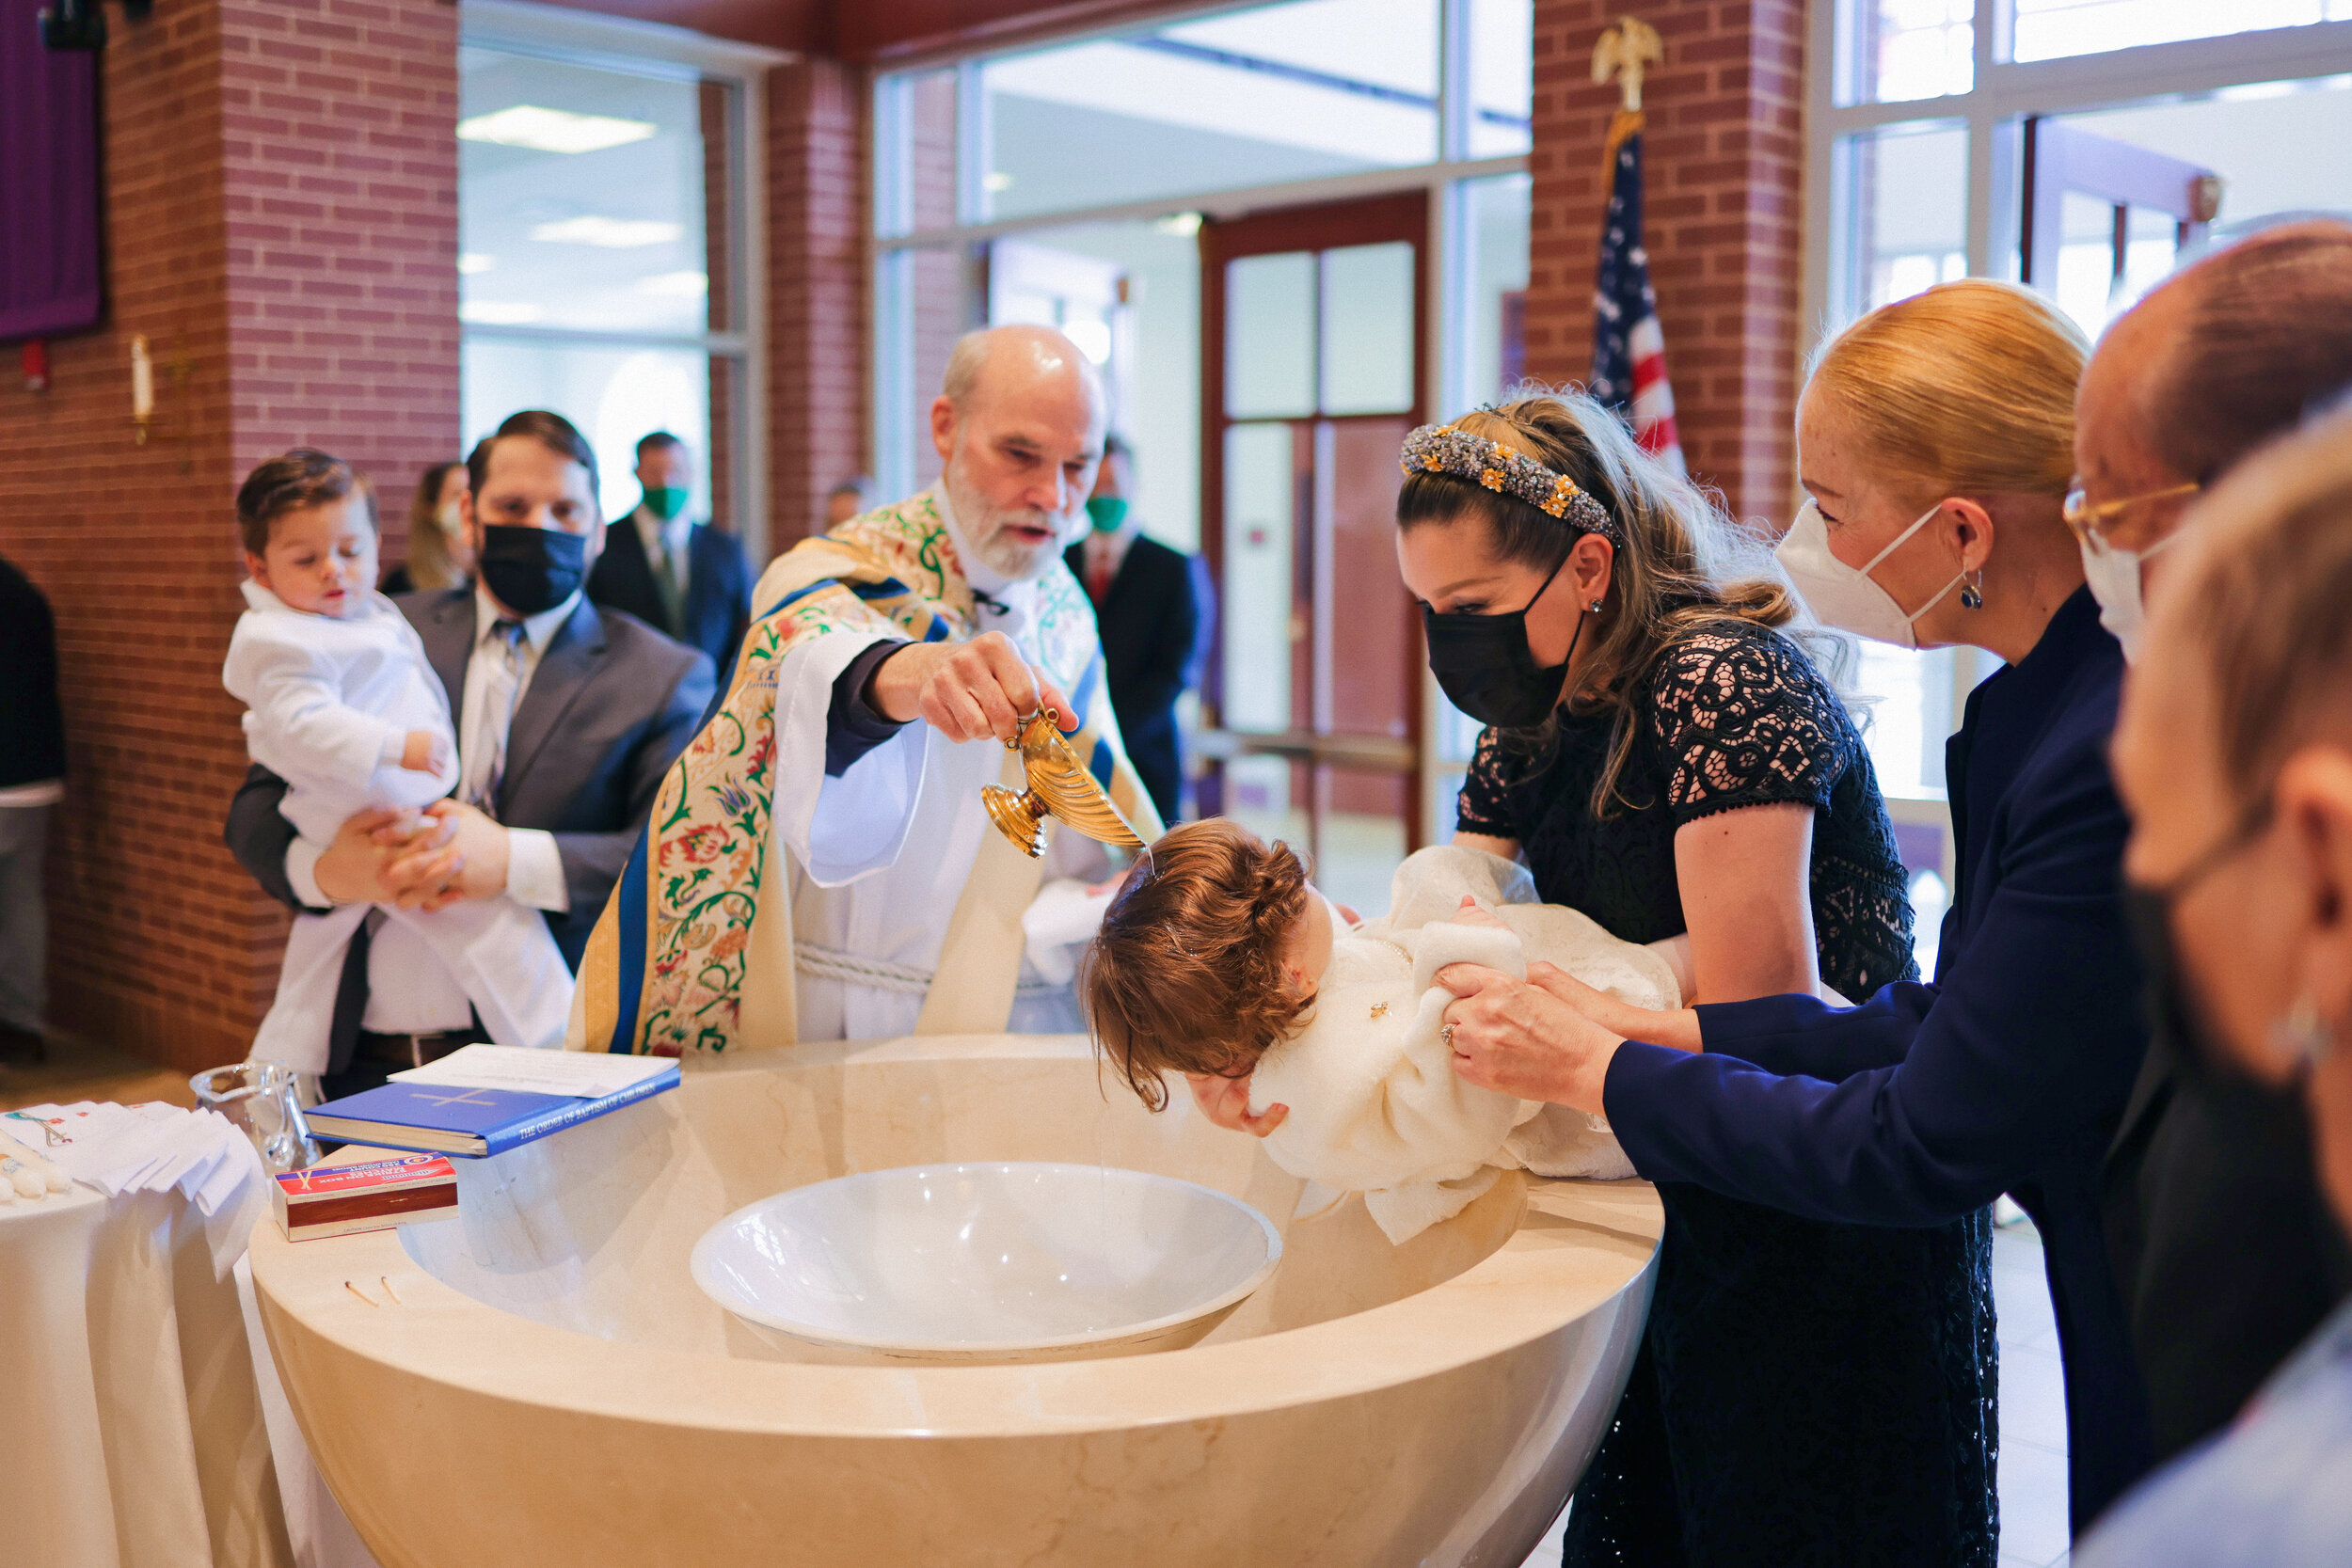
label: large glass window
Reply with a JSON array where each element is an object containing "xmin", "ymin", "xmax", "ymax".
[
  {"xmin": 2011, "ymin": 0, "xmax": 2352, "ymax": 63},
  {"xmin": 876, "ymin": 0, "xmax": 1532, "ymax": 861},
  {"xmin": 457, "ymin": 20, "xmax": 766, "ymax": 553},
  {"xmin": 975, "ymin": 0, "xmax": 1441, "ymax": 223},
  {"xmin": 1813, "ymin": 0, "xmax": 2352, "ymax": 964}
]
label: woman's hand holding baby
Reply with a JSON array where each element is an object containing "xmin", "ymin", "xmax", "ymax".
[
  {"xmin": 1434, "ymin": 962, "xmax": 1621, "ymax": 1115},
  {"xmin": 1521, "ymin": 961, "xmax": 1705, "ymax": 1054},
  {"xmin": 1184, "ymin": 1072, "xmax": 1288, "ymax": 1138}
]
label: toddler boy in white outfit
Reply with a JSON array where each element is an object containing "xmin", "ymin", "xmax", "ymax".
[{"xmin": 222, "ymin": 450, "xmax": 570, "ymax": 1071}]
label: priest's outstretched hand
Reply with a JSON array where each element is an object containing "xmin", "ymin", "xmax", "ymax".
[{"xmin": 869, "ymin": 629, "xmax": 1077, "ymax": 745}]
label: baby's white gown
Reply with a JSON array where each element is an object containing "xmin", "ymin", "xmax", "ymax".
[
  {"xmin": 224, "ymin": 583, "xmax": 572, "ymax": 1070},
  {"xmin": 1246, "ymin": 845, "xmax": 1680, "ymax": 1244}
]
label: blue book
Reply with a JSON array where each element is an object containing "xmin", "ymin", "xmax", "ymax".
[{"xmin": 304, "ymin": 1066, "xmax": 679, "ymax": 1157}]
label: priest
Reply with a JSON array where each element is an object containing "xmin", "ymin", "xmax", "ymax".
[{"xmin": 572, "ymin": 325, "xmax": 1162, "ymax": 1054}]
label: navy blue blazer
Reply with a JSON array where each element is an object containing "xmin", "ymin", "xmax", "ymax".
[
  {"xmin": 1603, "ymin": 588, "xmax": 2153, "ymax": 1530},
  {"xmin": 586, "ymin": 510, "xmax": 753, "ymax": 683}
]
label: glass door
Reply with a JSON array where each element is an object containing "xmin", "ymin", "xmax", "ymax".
[{"xmin": 1198, "ymin": 192, "xmax": 1427, "ymax": 914}]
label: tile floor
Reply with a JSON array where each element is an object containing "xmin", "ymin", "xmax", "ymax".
[
  {"xmin": 11, "ymin": 1040, "xmax": 2075, "ymax": 1567},
  {"xmin": 1520, "ymin": 1218, "xmax": 2072, "ymax": 1568}
]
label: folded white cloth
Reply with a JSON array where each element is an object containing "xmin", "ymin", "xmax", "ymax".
[
  {"xmin": 1248, "ymin": 845, "xmax": 1679, "ymax": 1244},
  {"xmin": 6, "ymin": 1101, "xmax": 270, "ymax": 1276}
]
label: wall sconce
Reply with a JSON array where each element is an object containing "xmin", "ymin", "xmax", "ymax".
[{"xmin": 131, "ymin": 333, "xmax": 153, "ymax": 443}]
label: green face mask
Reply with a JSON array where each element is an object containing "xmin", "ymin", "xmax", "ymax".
[
  {"xmin": 644, "ymin": 485, "xmax": 691, "ymax": 522},
  {"xmin": 1086, "ymin": 496, "xmax": 1130, "ymax": 534}
]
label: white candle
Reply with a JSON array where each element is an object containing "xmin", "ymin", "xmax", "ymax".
[{"xmin": 131, "ymin": 334, "xmax": 154, "ymax": 422}]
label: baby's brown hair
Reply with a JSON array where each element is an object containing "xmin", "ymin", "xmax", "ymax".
[
  {"xmin": 236, "ymin": 448, "xmax": 373, "ymax": 557},
  {"xmin": 1080, "ymin": 818, "xmax": 1314, "ymax": 1112}
]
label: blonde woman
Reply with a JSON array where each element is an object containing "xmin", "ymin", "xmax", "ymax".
[
  {"xmin": 1436, "ymin": 282, "xmax": 2159, "ymax": 1549},
  {"xmin": 382, "ymin": 459, "xmax": 471, "ymax": 594}
]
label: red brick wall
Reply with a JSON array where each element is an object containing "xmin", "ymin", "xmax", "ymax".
[
  {"xmin": 1526, "ymin": 0, "xmax": 1805, "ymax": 527},
  {"xmin": 765, "ymin": 55, "xmax": 869, "ymax": 552},
  {"xmin": 0, "ymin": 0, "xmax": 459, "ymax": 1072}
]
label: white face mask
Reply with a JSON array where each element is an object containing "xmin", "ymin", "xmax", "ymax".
[
  {"xmin": 2078, "ymin": 528, "xmax": 2179, "ymax": 663},
  {"xmin": 1774, "ymin": 498, "xmax": 1963, "ymax": 650},
  {"xmin": 437, "ymin": 498, "xmax": 466, "ymax": 537}
]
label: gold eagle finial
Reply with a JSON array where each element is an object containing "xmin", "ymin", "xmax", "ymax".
[
  {"xmin": 982, "ymin": 708, "xmax": 1147, "ymax": 859},
  {"xmin": 1592, "ymin": 16, "xmax": 1663, "ymax": 112}
]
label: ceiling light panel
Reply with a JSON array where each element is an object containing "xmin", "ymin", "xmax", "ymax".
[
  {"xmin": 458, "ymin": 104, "xmax": 657, "ymax": 155},
  {"xmin": 530, "ymin": 217, "xmax": 684, "ymax": 248}
]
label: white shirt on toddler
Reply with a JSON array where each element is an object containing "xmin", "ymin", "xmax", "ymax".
[{"xmin": 223, "ymin": 582, "xmax": 571, "ymax": 1070}]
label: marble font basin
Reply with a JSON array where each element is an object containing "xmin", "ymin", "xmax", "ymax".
[
  {"xmin": 247, "ymin": 1033, "xmax": 1661, "ymax": 1566},
  {"xmin": 691, "ymin": 1162, "xmax": 1284, "ymax": 1363}
]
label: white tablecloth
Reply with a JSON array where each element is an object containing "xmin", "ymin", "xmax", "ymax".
[{"xmin": 1, "ymin": 1181, "xmax": 292, "ymax": 1565}]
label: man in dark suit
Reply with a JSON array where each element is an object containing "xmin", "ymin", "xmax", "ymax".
[
  {"xmin": 1062, "ymin": 435, "xmax": 1203, "ymax": 824},
  {"xmin": 2087, "ymin": 228, "xmax": 2352, "ymax": 1463},
  {"xmin": 586, "ymin": 431, "xmax": 753, "ymax": 681},
  {"xmin": 227, "ymin": 411, "xmax": 713, "ymax": 1098}
]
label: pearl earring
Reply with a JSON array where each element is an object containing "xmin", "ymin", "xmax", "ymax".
[{"xmin": 2273, "ymin": 995, "xmax": 2337, "ymax": 1066}]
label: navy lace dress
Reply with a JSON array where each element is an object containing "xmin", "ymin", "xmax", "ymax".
[{"xmin": 1456, "ymin": 622, "xmax": 1996, "ymax": 1568}]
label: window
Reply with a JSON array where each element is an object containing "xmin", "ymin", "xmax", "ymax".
[
  {"xmin": 1810, "ymin": 0, "xmax": 2352, "ymax": 949},
  {"xmin": 456, "ymin": 4, "xmax": 776, "ymax": 554},
  {"xmin": 874, "ymin": 0, "xmax": 1532, "ymax": 863}
]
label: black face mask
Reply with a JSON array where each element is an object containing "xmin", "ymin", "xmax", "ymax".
[
  {"xmin": 478, "ymin": 525, "xmax": 587, "ymax": 617},
  {"xmin": 2119, "ymin": 797, "xmax": 2281, "ymax": 1093},
  {"xmin": 2120, "ymin": 882, "xmax": 2238, "ymax": 1091},
  {"xmin": 1423, "ymin": 550, "xmax": 1585, "ymax": 729}
]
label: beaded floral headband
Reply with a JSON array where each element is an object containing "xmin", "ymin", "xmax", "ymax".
[{"xmin": 1398, "ymin": 419, "xmax": 1618, "ymax": 540}]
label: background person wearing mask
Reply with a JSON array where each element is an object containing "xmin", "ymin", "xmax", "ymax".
[
  {"xmin": 2079, "ymin": 221, "xmax": 2352, "ymax": 1465},
  {"xmin": 383, "ymin": 459, "xmax": 471, "ymax": 594},
  {"xmin": 227, "ymin": 409, "xmax": 714, "ymax": 1096},
  {"xmin": 1063, "ymin": 433, "xmax": 1203, "ymax": 824},
  {"xmin": 586, "ymin": 432, "xmax": 753, "ymax": 681},
  {"xmin": 2082, "ymin": 409, "xmax": 2352, "ymax": 1567},
  {"xmin": 1431, "ymin": 280, "xmax": 2164, "ymax": 1534}
]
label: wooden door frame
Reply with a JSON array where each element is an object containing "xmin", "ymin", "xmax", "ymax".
[{"xmin": 1197, "ymin": 189, "xmax": 1431, "ymax": 851}]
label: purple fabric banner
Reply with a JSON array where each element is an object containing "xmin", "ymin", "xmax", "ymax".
[{"xmin": 0, "ymin": 0, "xmax": 103, "ymax": 341}]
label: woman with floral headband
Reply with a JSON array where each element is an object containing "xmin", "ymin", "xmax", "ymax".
[{"xmin": 1212, "ymin": 388, "xmax": 1997, "ymax": 1563}]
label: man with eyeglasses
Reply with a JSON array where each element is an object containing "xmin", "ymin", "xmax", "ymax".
[{"xmin": 2082, "ymin": 218, "xmax": 2352, "ymax": 1473}]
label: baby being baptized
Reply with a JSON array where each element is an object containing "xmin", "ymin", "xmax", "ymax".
[{"xmin": 1081, "ymin": 819, "xmax": 1680, "ymax": 1243}]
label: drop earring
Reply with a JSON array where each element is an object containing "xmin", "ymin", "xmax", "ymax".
[
  {"xmin": 1959, "ymin": 571, "xmax": 1985, "ymax": 610},
  {"xmin": 2273, "ymin": 994, "xmax": 2337, "ymax": 1066}
]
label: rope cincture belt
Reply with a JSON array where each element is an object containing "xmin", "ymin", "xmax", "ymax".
[{"xmin": 793, "ymin": 942, "xmax": 1066, "ymax": 998}]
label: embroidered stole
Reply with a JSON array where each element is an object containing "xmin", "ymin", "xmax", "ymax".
[{"xmin": 569, "ymin": 491, "xmax": 1162, "ymax": 1056}]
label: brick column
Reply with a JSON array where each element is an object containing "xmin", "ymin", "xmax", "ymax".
[
  {"xmin": 1526, "ymin": 0, "xmax": 1805, "ymax": 526},
  {"xmin": 764, "ymin": 55, "xmax": 867, "ymax": 554},
  {"xmin": 0, "ymin": 0, "xmax": 459, "ymax": 1071}
]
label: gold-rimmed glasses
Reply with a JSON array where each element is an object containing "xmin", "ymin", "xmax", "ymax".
[{"xmin": 2061, "ymin": 479, "xmax": 2201, "ymax": 547}]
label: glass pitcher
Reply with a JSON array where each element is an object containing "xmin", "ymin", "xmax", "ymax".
[{"xmin": 190, "ymin": 1061, "xmax": 320, "ymax": 1172}]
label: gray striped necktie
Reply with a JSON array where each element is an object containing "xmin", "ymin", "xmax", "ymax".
[{"xmin": 468, "ymin": 618, "xmax": 526, "ymax": 818}]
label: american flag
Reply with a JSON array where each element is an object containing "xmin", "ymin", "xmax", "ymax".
[{"xmin": 1591, "ymin": 111, "xmax": 1684, "ymax": 473}]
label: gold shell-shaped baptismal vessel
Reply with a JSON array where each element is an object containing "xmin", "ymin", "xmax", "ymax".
[{"xmin": 982, "ymin": 708, "xmax": 1147, "ymax": 859}]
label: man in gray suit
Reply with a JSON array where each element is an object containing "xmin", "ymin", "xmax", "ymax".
[{"xmin": 227, "ymin": 410, "xmax": 714, "ymax": 1098}]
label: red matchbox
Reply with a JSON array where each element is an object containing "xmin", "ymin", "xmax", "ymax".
[{"xmin": 273, "ymin": 1153, "xmax": 459, "ymax": 1242}]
